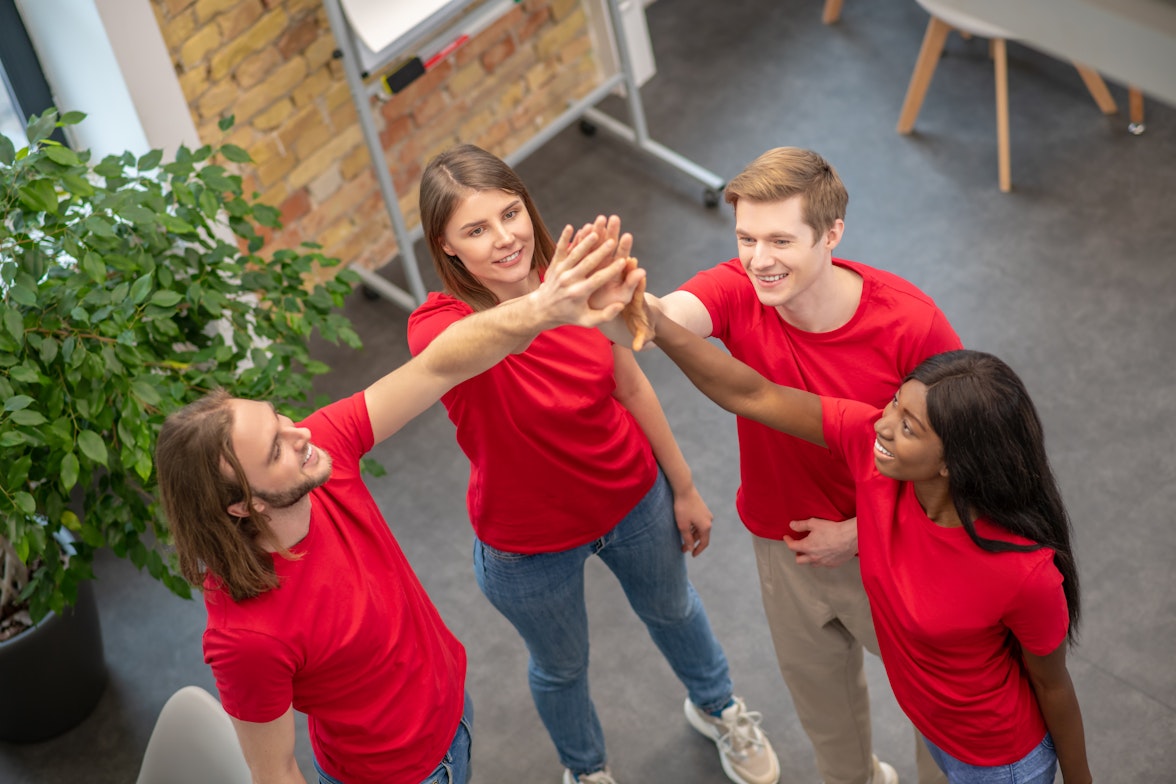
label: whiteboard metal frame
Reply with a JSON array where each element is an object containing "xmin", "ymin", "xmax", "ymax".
[{"xmin": 322, "ymin": 0, "xmax": 725, "ymax": 311}]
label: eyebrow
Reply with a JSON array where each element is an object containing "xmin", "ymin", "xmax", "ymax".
[
  {"xmin": 265, "ymin": 403, "xmax": 281, "ymax": 464},
  {"xmin": 456, "ymin": 199, "xmax": 522, "ymax": 231},
  {"xmin": 897, "ymin": 395, "xmax": 929, "ymax": 433}
]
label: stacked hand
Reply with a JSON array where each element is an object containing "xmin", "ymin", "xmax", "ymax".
[
  {"xmin": 534, "ymin": 224, "xmax": 645, "ymax": 329},
  {"xmin": 570, "ymin": 215, "xmax": 654, "ymax": 350}
]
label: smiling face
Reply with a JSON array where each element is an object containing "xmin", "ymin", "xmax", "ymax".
[
  {"xmin": 872, "ymin": 380, "xmax": 948, "ymax": 482},
  {"xmin": 440, "ymin": 188, "xmax": 538, "ymax": 302},
  {"xmin": 734, "ymin": 195, "xmax": 843, "ymax": 314},
  {"xmin": 226, "ymin": 398, "xmax": 332, "ymax": 512}
]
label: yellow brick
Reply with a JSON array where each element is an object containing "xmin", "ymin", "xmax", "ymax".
[
  {"xmin": 449, "ymin": 61, "xmax": 486, "ymax": 97},
  {"xmin": 291, "ymin": 67, "xmax": 333, "ymax": 107},
  {"xmin": 278, "ymin": 105, "xmax": 328, "ymax": 152},
  {"xmin": 308, "ymin": 166, "xmax": 344, "ymax": 204},
  {"xmin": 459, "ymin": 108, "xmax": 495, "ymax": 141},
  {"xmin": 162, "ymin": 9, "xmax": 196, "ymax": 50},
  {"xmin": 196, "ymin": 78, "xmax": 239, "ymax": 120},
  {"xmin": 209, "ymin": 8, "xmax": 288, "ymax": 81},
  {"xmin": 178, "ymin": 65, "xmax": 211, "ymax": 101},
  {"xmin": 180, "ymin": 23, "xmax": 221, "ymax": 68},
  {"xmin": 340, "ymin": 144, "xmax": 372, "ymax": 181},
  {"xmin": 304, "ymin": 35, "xmax": 336, "ymax": 71},
  {"xmin": 234, "ymin": 57, "xmax": 308, "ymax": 122},
  {"xmin": 217, "ymin": 0, "xmax": 264, "ymax": 40},
  {"xmin": 258, "ymin": 152, "xmax": 295, "ymax": 187},
  {"xmin": 254, "ymin": 98, "xmax": 295, "ymax": 131},
  {"xmin": 286, "ymin": 125, "xmax": 362, "ymax": 190},
  {"xmin": 194, "ymin": 0, "xmax": 237, "ymax": 24},
  {"xmin": 496, "ymin": 78, "xmax": 527, "ymax": 113},
  {"xmin": 556, "ymin": 31, "xmax": 591, "ymax": 66},
  {"xmin": 535, "ymin": 7, "xmax": 586, "ymax": 61},
  {"xmin": 550, "ymin": 0, "xmax": 579, "ymax": 21},
  {"xmin": 525, "ymin": 61, "xmax": 553, "ymax": 92},
  {"xmin": 248, "ymin": 136, "xmax": 284, "ymax": 166},
  {"xmin": 294, "ymin": 120, "xmax": 333, "ymax": 160},
  {"xmin": 315, "ymin": 216, "xmax": 354, "ymax": 251},
  {"xmin": 235, "ymin": 48, "xmax": 282, "ymax": 89}
]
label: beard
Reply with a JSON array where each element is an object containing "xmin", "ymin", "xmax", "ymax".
[{"xmin": 252, "ymin": 450, "xmax": 334, "ymax": 509}]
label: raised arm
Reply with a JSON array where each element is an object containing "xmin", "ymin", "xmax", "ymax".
[
  {"xmin": 649, "ymin": 302, "xmax": 827, "ymax": 447},
  {"xmin": 367, "ymin": 229, "xmax": 642, "ymax": 443}
]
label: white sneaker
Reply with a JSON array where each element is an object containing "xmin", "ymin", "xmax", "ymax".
[
  {"xmin": 871, "ymin": 758, "xmax": 899, "ymax": 784},
  {"xmin": 684, "ymin": 697, "xmax": 781, "ymax": 784},
  {"xmin": 562, "ymin": 768, "xmax": 618, "ymax": 784}
]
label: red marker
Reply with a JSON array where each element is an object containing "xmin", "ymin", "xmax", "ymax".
[{"xmin": 424, "ymin": 34, "xmax": 470, "ymax": 69}]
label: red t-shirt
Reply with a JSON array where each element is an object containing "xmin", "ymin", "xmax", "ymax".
[
  {"xmin": 203, "ymin": 392, "xmax": 466, "ymax": 784},
  {"xmin": 407, "ymin": 292, "xmax": 657, "ymax": 552},
  {"xmin": 822, "ymin": 397, "xmax": 1070, "ymax": 765},
  {"xmin": 680, "ymin": 258, "xmax": 961, "ymax": 539}
]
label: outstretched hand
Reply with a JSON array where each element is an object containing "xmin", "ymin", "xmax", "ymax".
[
  {"xmin": 532, "ymin": 224, "xmax": 644, "ymax": 329},
  {"xmin": 573, "ymin": 215, "xmax": 653, "ymax": 350}
]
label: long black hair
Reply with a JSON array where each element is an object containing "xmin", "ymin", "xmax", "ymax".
[{"xmin": 909, "ymin": 350, "xmax": 1080, "ymax": 640}]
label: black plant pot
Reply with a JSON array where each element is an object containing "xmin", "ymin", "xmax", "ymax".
[{"xmin": 0, "ymin": 579, "xmax": 107, "ymax": 742}]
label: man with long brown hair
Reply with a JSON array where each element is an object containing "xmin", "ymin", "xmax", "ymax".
[{"xmin": 155, "ymin": 231, "xmax": 641, "ymax": 784}]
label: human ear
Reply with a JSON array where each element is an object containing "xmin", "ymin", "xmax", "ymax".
[
  {"xmin": 441, "ymin": 240, "xmax": 456, "ymax": 257},
  {"xmin": 227, "ymin": 498, "xmax": 264, "ymax": 518},
  {"xmin": 824, "ymin": 218, "xmax": 845, "ymax": 251}
]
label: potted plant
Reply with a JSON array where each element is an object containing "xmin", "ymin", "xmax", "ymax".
[{"xmin": 0, "ymin": 110, "xmax": 363, "ymax": 741}]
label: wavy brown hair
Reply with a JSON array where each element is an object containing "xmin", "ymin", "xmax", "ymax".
[
  {"xmin": 155, "ymin": 389, "xmax": 288, "ymax": 601},
  {"xmin": 419, "ymin": 144, "xmax": 556, "ymax": 311},
  {"xmin": 724, "ymin": 147, "xmax": 848, "ymax": 242}
]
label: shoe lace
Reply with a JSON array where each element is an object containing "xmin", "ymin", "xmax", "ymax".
[
  {"xmin": 716, "ymin": 700, "xmax": 767, "ymax": 760},
  {"xmin": 578, "ymin": 771, "xmax": 618, "ymax": 784}
]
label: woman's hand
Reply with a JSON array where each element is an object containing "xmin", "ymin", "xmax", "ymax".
[
  {"xmin": 531, "ymin": 224, "xmax": 643, "ymax": 329},
  {"xmin": 673, "ymin": 482, "xmax": 713, "ymax": 557}
]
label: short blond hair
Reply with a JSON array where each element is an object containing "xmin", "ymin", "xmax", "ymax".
[{"xmin": 724, "ymin": 147, "xmax": 848, "ymax": 240}]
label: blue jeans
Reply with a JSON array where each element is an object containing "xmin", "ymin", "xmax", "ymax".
[
  {"xmin": 924, "ymin": 732, "xmax": 1057, "ymax": 784},
  {"xmin": 473, "ymin": 469, "xmax": 733, "ymax": 776},
  {"xmin": 314, "ymin": 693, "xmax": 473, "ymax": 784}
]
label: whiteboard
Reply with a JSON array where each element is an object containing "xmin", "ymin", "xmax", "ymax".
[{"xmin": 338, "ymin": 0, "xmax": 470, "ymax": 57}]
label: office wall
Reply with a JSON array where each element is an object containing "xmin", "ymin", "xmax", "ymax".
[{"xmin": 147, "ymin": 0, "xmax": 601, "ymax": 279}]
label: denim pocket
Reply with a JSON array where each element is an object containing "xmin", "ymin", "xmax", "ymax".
[{"xmin": 479, "ymin": 541, "xmax": 531, "ymax": 563}]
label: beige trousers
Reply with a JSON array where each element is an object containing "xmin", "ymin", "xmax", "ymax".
[{"xmin": 752, "ymin": 535, "xmax": 946, "ymax": 784}]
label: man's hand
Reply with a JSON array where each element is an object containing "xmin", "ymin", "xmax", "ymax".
[
  {"xmin": 531, "ymin": 224, "xmax": 643, "ymax": 329},
  {"xmin": 783, "ymin": 517, "xmax": 858, "ymax": 567}
]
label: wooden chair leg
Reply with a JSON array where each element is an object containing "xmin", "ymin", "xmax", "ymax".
[
  {"xmin": 822, "ymin": 0, "xmax": 844, "ymax": 25},
  {"xmin": 993, "ymin": 38, "xmax": 1011, "ymax": 192},
  {"xmin": 897, "ymin": 17, "xmax": 952, "ymax": 134},
  {"xmin": 1128, "ymin": 86, "xmax": 1145, "ymax": 134},
  {"xmin": 1072, "ymin": 63, "xmax": 1119, "ymax": 114}
]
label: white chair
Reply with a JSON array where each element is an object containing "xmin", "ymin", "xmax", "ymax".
[
  {"xmin": 897, "ymin": 0, "xmax": 1120, "ymax": 191},
  {"xmin": 136, "ymin": 686, "xmax": 252, "ymax": 784}
]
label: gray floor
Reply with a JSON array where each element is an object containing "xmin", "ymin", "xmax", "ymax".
[{"xmin": 4, "ymin": 0, "xmax": 1175, "ymax": 781}]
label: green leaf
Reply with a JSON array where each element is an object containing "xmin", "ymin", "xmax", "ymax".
[
  {"xmin": 45, "ymin": 145, "xmax": 81, "ymax": 166},
  {"xmin": 61, "ymin": 173, "xmax": 96, "ymax": 197},
  {"xmin": 130, "ymin": 378, "xmax": 162, "ymax": 405},
  {"xmin": 220, "ymin": 144, "xmax": 251, "ymax": 163},
  {"xmin": 60, "ymin": 452, "xmax": 80, "ymax": 491},
  {"xmin": 27, "ymin": 110, "xmax": 56, "ymax": 144},
  {"xmin": 158, "ymin": 214, "xmax": 195, "ymax": 233},
  {"xmin": 39, "ymin": 337, "xmax": 59, "ymax": 365},
  {"xmin": 8, "ymin": 365, "xmax": 38, "ymax": 383},
  {"xmin": 8, "ymin": 284, "xmax": 36, "ymax": 307},
  {"xmin": 0, "ymin": 134, "xmax": 14, "ymax": 165},
  {"xmin": 218, "ymin": 115, "xmax": 236, "ymax": 131},
  {"xmin": 61, "ymin": 509, "xmax": 81, "ymax": 531},
  {"xmin": 18, "ymin": 179, "xmax": 59, "ymax": 213},
  {"xmin": 59, "ymin": 110, "xmax": 87, "ymax": 125},
  {"xmin": 137, "ymin": 149, "xmax": 163, "ymax": 170},
  {"xmin": 77, "ymin": 430, "xmax": 109, "ymax": 466},
  {"xmin": 0, "ymin": 431, "xmax": 27, "ymax": 447},
  {"xmin": 4, "ymin": 395, "xmax": 34, "ymax": 412},
  {"xmin": 14, "ymin": 491, "xmax": 36, "ymax": 515},
  {"xmin": 130, "ymin": 272, "xmax": 154, "ymax": 303},
  {"xmin": 2, "ymin": 307, "xmax": 23, "ymax": 342},
  {"xmin": 81, "ymin": 251, "xmax": 106, "ymax": 284},
  {"xmin": 10, "ymin": 409, "xmax": 47, "ymax": 426},
  {"xmin": 149, "ymin": 290, "xmax": 184, "ymax": 307}
]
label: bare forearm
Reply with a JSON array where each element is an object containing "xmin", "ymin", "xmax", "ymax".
[
  {"xmin": 651, "ymin": 309, "xmax": 825, "ymax": 444},
  {"xmin": 1036, "ymin": 680, "xmax": 1092, "ymax": 783}
]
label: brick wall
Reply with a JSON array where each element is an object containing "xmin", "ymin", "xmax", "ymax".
[{"xmin": 149, "ymin": 0, "xmax": 601, "ymax": 282}]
